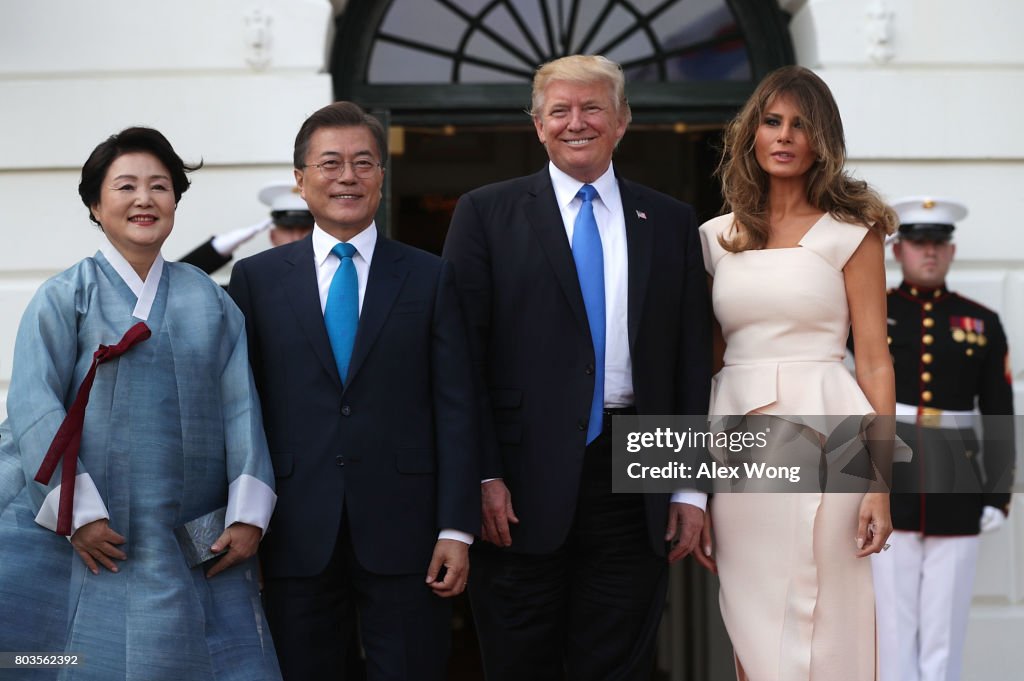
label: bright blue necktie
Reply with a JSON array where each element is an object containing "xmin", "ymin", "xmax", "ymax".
[
  {"xmin": 325, "ymin": 242, "xmax": 359, "ymax": 383},
  {"xmin": 572, "ymin": 184, "xmax": 605, "ymax": 444}
]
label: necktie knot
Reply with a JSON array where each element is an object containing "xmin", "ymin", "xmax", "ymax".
[
  {"xmin": 577, "ymin": 184, "xmax": 598, "ymax": 204},
  {"xmin": 332, "ymin": 242, "xmax": 356, "ymax": 261}
]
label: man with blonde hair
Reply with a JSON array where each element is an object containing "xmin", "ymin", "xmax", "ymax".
[{"xmin": 444, "ymin": 54, "xmax": 711, "ymax": 680}]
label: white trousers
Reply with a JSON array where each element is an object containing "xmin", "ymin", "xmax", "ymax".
[{"xmin": 871, "ymin": 531, "xmax": 980, "ymax": 681}]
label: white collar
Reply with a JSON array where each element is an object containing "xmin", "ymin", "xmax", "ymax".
[
  {"xmin": 312, "ymin": 221, "xmax": 378, "ymax": 266},
  {"xmin": 547, "ymin": 161, "xmax": 619, "ymax": 210},
  {"xmin": 99, "ymin": 241, "xmax": 163, "ymax": 321}
]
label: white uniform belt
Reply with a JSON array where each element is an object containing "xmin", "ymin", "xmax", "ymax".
[{"xmin": 895, "ymin": 402, "xmax": 978, "ymax": 429}]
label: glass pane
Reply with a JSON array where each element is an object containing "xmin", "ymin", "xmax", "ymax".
[
  {"xmin": 512, "ymin": 0, "xmax": 556, "ymax": 55},
  {"xmin": 566, "ymin": 1, "xmax": 605, "ymax": 53},
  {"xmin": 461, "ymin": 63, "xmax": 529, "ymax": 84},
  {"xmin": 467, "ymin": 5, "xmax": 543, "ymax": 70},
  {"xmin": 585, "ymin": 5, "xmax": 652, "ymax": 58},
  {"xmin": 368, "ymin": 42, "xmax": 452, "ymax": 84},
  {"xmin": 451, "ymin": 0, "xmax": 489, "ymax": 13},
  {"xmin": 606, "ymin": 30, "xmax": 657, "ymax": 73},
  {"xmin": 629, "ymin": 0, "xmax": 674, "ymax": 12},
  {"xmin": 652, "ymin": 0, "xmax": 722, "ymax": 43},
  {"xmin": 380, "ymin": 0, "xmax": 466, "ymax": 46},
  {"xmin": 653, "ymin": 0, "xmax": 751, "ymax": 81}
]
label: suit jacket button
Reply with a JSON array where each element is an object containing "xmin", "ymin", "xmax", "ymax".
[
  {"xmin": 341, "ymin": 405, "xmax": 352, "ymax": 416},
  {"xmin": 336, "ymin": 455, "xmax": 345, "ymax": 467},
  {"xmin": 585, "ymin": 363, "xmax": 595, "ymax": 375},
  {"xmin": 578, "ymin": 419, "xmax": 587, "ymax": 431}
]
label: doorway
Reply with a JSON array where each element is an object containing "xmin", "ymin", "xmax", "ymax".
[{"xmin": 386, "ymin": 123, "xmax": 727, "ymax": 253}]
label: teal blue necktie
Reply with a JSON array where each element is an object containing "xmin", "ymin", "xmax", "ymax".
[
  {"xmin": 325, "ymin": 242, "xmax": 358, "ymax": 383},
  {"xmin": 572, "ymin": 184, "xmax": 605, "ymax": 444}
]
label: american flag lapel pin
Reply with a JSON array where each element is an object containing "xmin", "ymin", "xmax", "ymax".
[{"xmin": 635, "ymin": 209, "xmax": 647, "ymax": 220}]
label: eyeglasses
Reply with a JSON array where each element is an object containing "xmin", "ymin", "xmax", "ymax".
[{"xmin": 304, "ymin": 159, "xmax": 382, "ymax": 180}]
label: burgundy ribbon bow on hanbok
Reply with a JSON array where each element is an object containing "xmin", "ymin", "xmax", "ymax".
[{"xmin": 34, "ymin": 322, "xmax": 152, "ymax": 536}]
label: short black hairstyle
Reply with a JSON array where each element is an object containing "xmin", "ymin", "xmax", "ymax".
[
  {"xmin": 78, "ymin": 127, "xmax": 202, "ymax": 226},
  {"xmin": 292, "ymin": 101, "xmax": 388, "ymax": 169}
]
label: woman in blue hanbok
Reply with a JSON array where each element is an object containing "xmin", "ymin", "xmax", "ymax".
[{"xmin": 0, "ymin": 127, "xmax": 281, "ymax": 680}]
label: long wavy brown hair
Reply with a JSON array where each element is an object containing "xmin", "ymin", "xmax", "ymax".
[{"xmin": 716, "ymin": 65, "xmax": 897, "ymax": 252}]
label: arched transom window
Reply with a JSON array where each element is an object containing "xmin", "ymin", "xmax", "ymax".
[
  {"xmin": 367, "ymin": 0, "xmax": 751, "ymax": 84},
  {"xmin": 331, "ymin": 0, "xmax": 793, "ymax": 122}
]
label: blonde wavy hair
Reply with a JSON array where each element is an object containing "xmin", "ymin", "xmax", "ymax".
[{"xmin": 716, "ymin": 65, "xmax": 897, "ymax": 252}]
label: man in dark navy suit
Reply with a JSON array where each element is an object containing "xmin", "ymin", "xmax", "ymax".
[
  {"xmin": 230, "ymin": 101, "xmax": 479, "ymax": 681},
  {"xmin": 443, "ymin": 55, "xmax": 712, "ymax": 681}
]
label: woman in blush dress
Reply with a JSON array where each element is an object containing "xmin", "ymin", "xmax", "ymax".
[
  {"xmin": 0, "ymin": 127, "xmax": 280, "ymax": 681},
  {"xmin": 694, "ymin": 66, "xmax": 898, "ymax": 681}
]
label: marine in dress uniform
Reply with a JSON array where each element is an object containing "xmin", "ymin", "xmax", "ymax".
[
  {"xmin": 872, "ymin": 197, "xmax": 1015, "ymax": 681},
  {"xmin": 180, "ymin": 181, "xmax": 315, "ymax": 274}
]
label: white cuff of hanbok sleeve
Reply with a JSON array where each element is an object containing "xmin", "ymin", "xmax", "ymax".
[
  {"xmin": 35, "ymin": 473, "xmax": 109, "ymax": 536},
  {"xmin": 438, "ymin": 529, "xmax": 474, "ymax": 545},
  {"xmin": 226, "ymin": 474, "xmax": 277, "ymax": 535},
  {"xmin": 670, "ymin": 490, "xmax": 707, "ymax": 511}
]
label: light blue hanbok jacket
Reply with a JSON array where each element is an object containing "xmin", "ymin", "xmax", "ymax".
[{"xmin": 0, "ymin": 247, "xmax": 280, "ymax": 681}]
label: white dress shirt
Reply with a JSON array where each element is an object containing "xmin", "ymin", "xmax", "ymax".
[
  {"xmin": 548, "ymin": 162, "xmax": 706, "ymax": 512},
  {"xmin": 311, "ymin": 221, "xmax": 377, "ymax": 315},
  {"xmin": 548, "ymin": 161, "xmax": 633, "ymax": 408}
]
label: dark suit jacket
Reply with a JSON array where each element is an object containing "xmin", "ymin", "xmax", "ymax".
[
  {"xmin": 229, "ymin": 234, "xmax": 480, "ymax": 578},
  {"xmin": 443, "ymin": 168, "xmax": 711, "ymax": 555}
]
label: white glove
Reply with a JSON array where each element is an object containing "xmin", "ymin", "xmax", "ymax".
[
  {"xmin": 980, "ymin": 505, "xmax": 1006, "ymax": 533},
  {"xmin": 211, "ymin": 218, "xmax": 273, "ymax": 256}
]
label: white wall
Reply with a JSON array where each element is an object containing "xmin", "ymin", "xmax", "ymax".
[
  {"xmin": 784, "ymin": 1, "xmax": 1024, "ymax": 678},
  {"xmin": 0, "ymin": 0, "xmax": 333, "ymax": 414}
]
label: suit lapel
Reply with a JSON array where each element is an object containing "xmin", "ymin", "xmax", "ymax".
[
  {"xmin": 619, "ymin": 176, "xmax": 653, "ymax": 354},
  {"xmin": 344, "ymin": 236, "xmax": 408, "ymax": 391},
  {"xmin": 525, "ymin": 169, "xmax": 590, "ymax": 336},
  {"xmin": 281, "ymin": 237, "xmax": 343, "ymax": 390}
]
